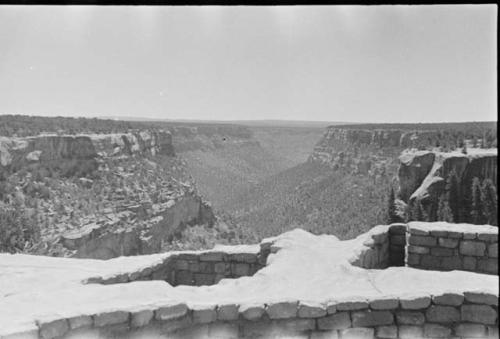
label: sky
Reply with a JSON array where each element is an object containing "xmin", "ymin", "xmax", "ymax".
[{"xmin": 0, "ymin": 5, "xmax": 497, "ymax": 123}]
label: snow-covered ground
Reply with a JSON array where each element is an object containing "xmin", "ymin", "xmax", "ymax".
[{"xmin": 0, "ymin": 227, "xmax": 498, "ymax": 336}]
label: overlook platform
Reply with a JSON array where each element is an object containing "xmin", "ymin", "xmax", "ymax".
[{"xmin": 0, "ymin": 222, "xmax": 498, "ymax": 339}]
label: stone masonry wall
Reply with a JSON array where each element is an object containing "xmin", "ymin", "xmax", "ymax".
[
  {"xmin": 350, "ymin": 224, "xmax": 407, "ymax": 270},
  {"xmin": 85, "ymin": 245, "xmax": 269, "ymax": 287},
  {"xmin": 37, "ymin": 290, "xmax": 498, "ymax": 339},
  {"xmin": 406, "ymin": 223, "xmax": 498, "ymax": 275}
]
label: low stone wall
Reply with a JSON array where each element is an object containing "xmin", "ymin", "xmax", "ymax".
[
  {"xmin": 85, "ymin": 245, "xmax": 269, "ymax": 287},
  {"xmin": 406, "ymin": 223, "xmax": 498, "ymax": 275},
  {"xmin": 388, "ymin": 224, "xmax": 407, "ymax": 267},
  {"xmin": 36, "ymin": 290, "xmax": 498, "ymax": 339},
  {"xmin": 350, "ymin": 224, "xmax": 408, "ymax": 269},
  {"xmin": 349, "ymin": 225, "xmax": 391, "ymax": 269}
]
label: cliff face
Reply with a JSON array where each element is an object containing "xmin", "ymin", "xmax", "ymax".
[
  {"xmin": 0, "ymin": 129, "xmax": 219, "ymax": 259},
  {"xmin": 307, "ymin": 127, "xmax": 425, "ymax": 176},
  {"xmin": 60, "ymin": 194, "xmax": 215, "ymax": 259},
  {"xmin": 0, "ymin": 130, "xmax": 175, "ymax": 178},
  {"xmin": 398, "ymin": 149, "xmax": 498, "ymax": 221}
]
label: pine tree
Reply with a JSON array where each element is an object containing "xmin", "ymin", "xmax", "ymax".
[
  {"xmin": 445, "ymin": 170, "xmax": 461, "ymax": 222},
  {"xmin": 410, "ymin": 199, "xmax": 426, "ymax": 221},
  {"xmin": 387, "ymin": 187, "xmax": 399, "ymax": 224},
  {"xmin": 437, "ymin": 194, "xmax": 454, "ymax": 222},
  {"xmin": 481, "ymin": 179, "xmax": 498, "ymax": 226},
  {"xmin": 470, "ymin": 177, "xmax": 485, "ymax": 224}
]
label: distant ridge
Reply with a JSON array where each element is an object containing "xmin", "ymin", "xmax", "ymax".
[{"xmin": 97, "ymin": 116, "xmax": 355, "ymax": 128}]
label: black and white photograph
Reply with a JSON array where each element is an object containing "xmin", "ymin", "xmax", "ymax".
[{"xmin": 0, "ymin": 4, "xmax": 498, "ymax": 339}]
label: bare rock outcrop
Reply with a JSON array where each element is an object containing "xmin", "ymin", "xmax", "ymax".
[
  {"xmin": 0, "ymin": 130, "xmax": 175, "ymax": 178},
  {"xmin": 60, "ymin": 194, "xmax": 215, "ymax": 259},
  {"xmin": 397, "ymin": 149, "xmax": 497, "ymax": 221}
]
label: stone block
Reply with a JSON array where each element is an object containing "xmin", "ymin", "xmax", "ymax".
[
  {"xmin": 461, "ymin": 305, "xmax": 498, "ymax": 324},
  {"xmin": 266, "ymin": 301, "xmax": 298, "ymax": 319},
  {"xmin": 231, "ymin": 253, "xmax": 257, "ymax": 263},
  {"xmin": 478, "ymin": 258, "xmax": 498, "ymax": 274},
  {"xmin": 159, "ymin": 315, "xmax": 192, "ymax": 333},
  {"xmin": 389, "ymin": 224, "xmax": 407, "ymax": 235},
  {"xmin": 317, "ymin": 312, "xmax": 351, "ymax": 330},
  {"xmin": 217, "ymin": 304, "xmax": 239, "ymax": 321},
  {"xmin": 232, "ymin": 263, "xmax": 250, "ymax": 276},
  {"xmin": 463, "ymin": 256, "xmax": 477, "ymax": 271},
  {"xmin": 336, "ymin": 301, "xmax": 368, "ymax": 311},
  {"xmin": 447, "ymin": 231, "xmax": 463, "ymax": 238},
  {"xmin": 369, "ymin": 298, "xmax": 399, "ymax": 310},
  {"xmin": 93, "ymin": 311, "xmax": 129, "ymax": 327},
  {"xmin": 407, "ymin": 253, "xmax": 420, "ymax": 266},
  {"xmin": 409, "ymin": 227, "xmax": 429, "ymax": 236},
  {"xmin": 463, "ymin": 232, "xmax": 477, "ymax": 240},
  {"xmin": 376, "ymin": 325, "xmax": 398, "ymax": 338},
  {"xmin": 432, "ymin": 293, "xmax": 464, "ymax": 306},
  {"xmin": 340, "ymin": 327, "xmax": 374, "ymax": 339},
  {"xmin": 391, "ymin": 235, "xmax": 406, "ymax": 245},
  {"xmin": 438, "ymin": 237, "xmax": 459, "ymax": 248},
  {"xmin": 68, "ymin": 315, "xmax": 93, "ymax": 329},
  {"xmin": 420, "ymin": 255, "xmax": 442, "ymax": 269},
  {"xmin": 189, "ymin": 261, "xmax": 200, "ymax": 272},
  {"xmin": 194, "ymin": 273, "xmax": 214, "ymax": 286},
  {"xmin": 198, "ymin": 262, "xmax": 214, "ymax": 274},
  {"xmin": 326, "ymin": 302, "xmax": 337, "ymax": 314},
  {"xmin": 477, "ymin": 233, "xmax": 498, "ymax": 242},
  {"xmin": 488, "ymin": 244, "xmax": 498, "ymax": 258},
  {"xmin": 426, "ymin": 305, "xmax": 460, "ymax": 323},
  {"xmin": 298, "ymin": 301, "xmax": 327, "ymax": 318},
  {"xmin": 464, "ymin": 292, "xmax": 498, "ymax": 306},
  {"xmin": 351, "ymin": 310, "xmax": 393, "ymax": 327},
  {"xmin": 310, "ymin": 331, "xmax": 339, "ymax": 339},
  {"xmin": 174, "ymin": 259, "xmax": 189, "ymax": 270},
  {"xmin": 176, "ymin": 253, "xmax": 198, "ymax": 261},
  {"xmin": 396, "ymin": 311, "xmax": 425, "ymax": 325},
  {"xmin": 239, "ymin": 303, "xmax": 265, "ymax": 321},
  {"xmin": 408, "ymin": 245, "xmax": 430, "ymax": 255},
  {"xmin": 431, "ymin": 247, "xmax": 454, "ymax": 256},
  {"xmin": 400, "ymin": 296, "xmax": 431, "ymax": 310},
  {"xmin": 441, "ymin": 256, "xmax": 462, "ymax": 270},
  {"xmin": 130, "ymin": 309, "xmax": 154, "ymax": 328},
  {"xmin": 199, "ymin": 252, "xmax": 224, "ymax": 262},
  {"xmin": 155, "ymin": 303, "xmax": 188, "ymax": 321},
  {"xmin": 424, "ymin": 324, "xmax": 451, "ymax": 338},
  {"xmin": 39, "ymin": 319, "xmax": 69, "ymax": 339},
  {"xmin": 372, "ymin": 232, "xmax": 388, "ymax": 244},
  {"xmin": 214, "ymin": 262, "xmax": 229, "ymax": 274},
  {"xmin": 274, "ymin": 318, "xmax": 316, "ymax": 332},
  {"xmin": 409, "ymin": 235, "xmax": 436, "ymax": 247},
  {"xmin": 460, "ymin": 241, "xmax": 486, "ymax": 256},
  {"xmin": 455, "ymin": 323, "xmax": 487, "ymax": 337},
  {"xmin": 192, "ymin": 305, "xmax": 217, "ymax": 324},
  {"xmin": 428, "ymin": 229, "xmax": 447, "ymax": 237},
  {"xmin": 175, "ymin": 270, "xmax": 193, "ymax": 285},
  {"xmin": 398, "ymin": 325, "xmax": 423, "ymax": 339}
]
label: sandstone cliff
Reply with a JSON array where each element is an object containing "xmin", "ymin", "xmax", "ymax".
[
  {"xmin": 0, "ymin": 129, "xmax": 218, "ymax": 258},
  {"xmin": 398, "ymin": 148, "xmax": 498, "ymax": 222},
  {"xmin": 307, "ymin": 127, "xmax": 455, "ymax": 174},
  {"xmin": 0, "ymin": 130, "xmax": 175, "ymax": 178}
]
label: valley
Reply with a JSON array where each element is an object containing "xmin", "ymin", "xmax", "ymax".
[{"xmin": 0, "ymin": 115, "xmax": 497, "ymax": 258}]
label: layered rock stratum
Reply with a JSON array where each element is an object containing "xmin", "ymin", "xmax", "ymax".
[
  {"xmin": 0, "ymin": 130, "xmax": 217, "ymax": 258},
  {"xmin": 398, "ymin": 148, "xmax": 497, "ymax": 219}
]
